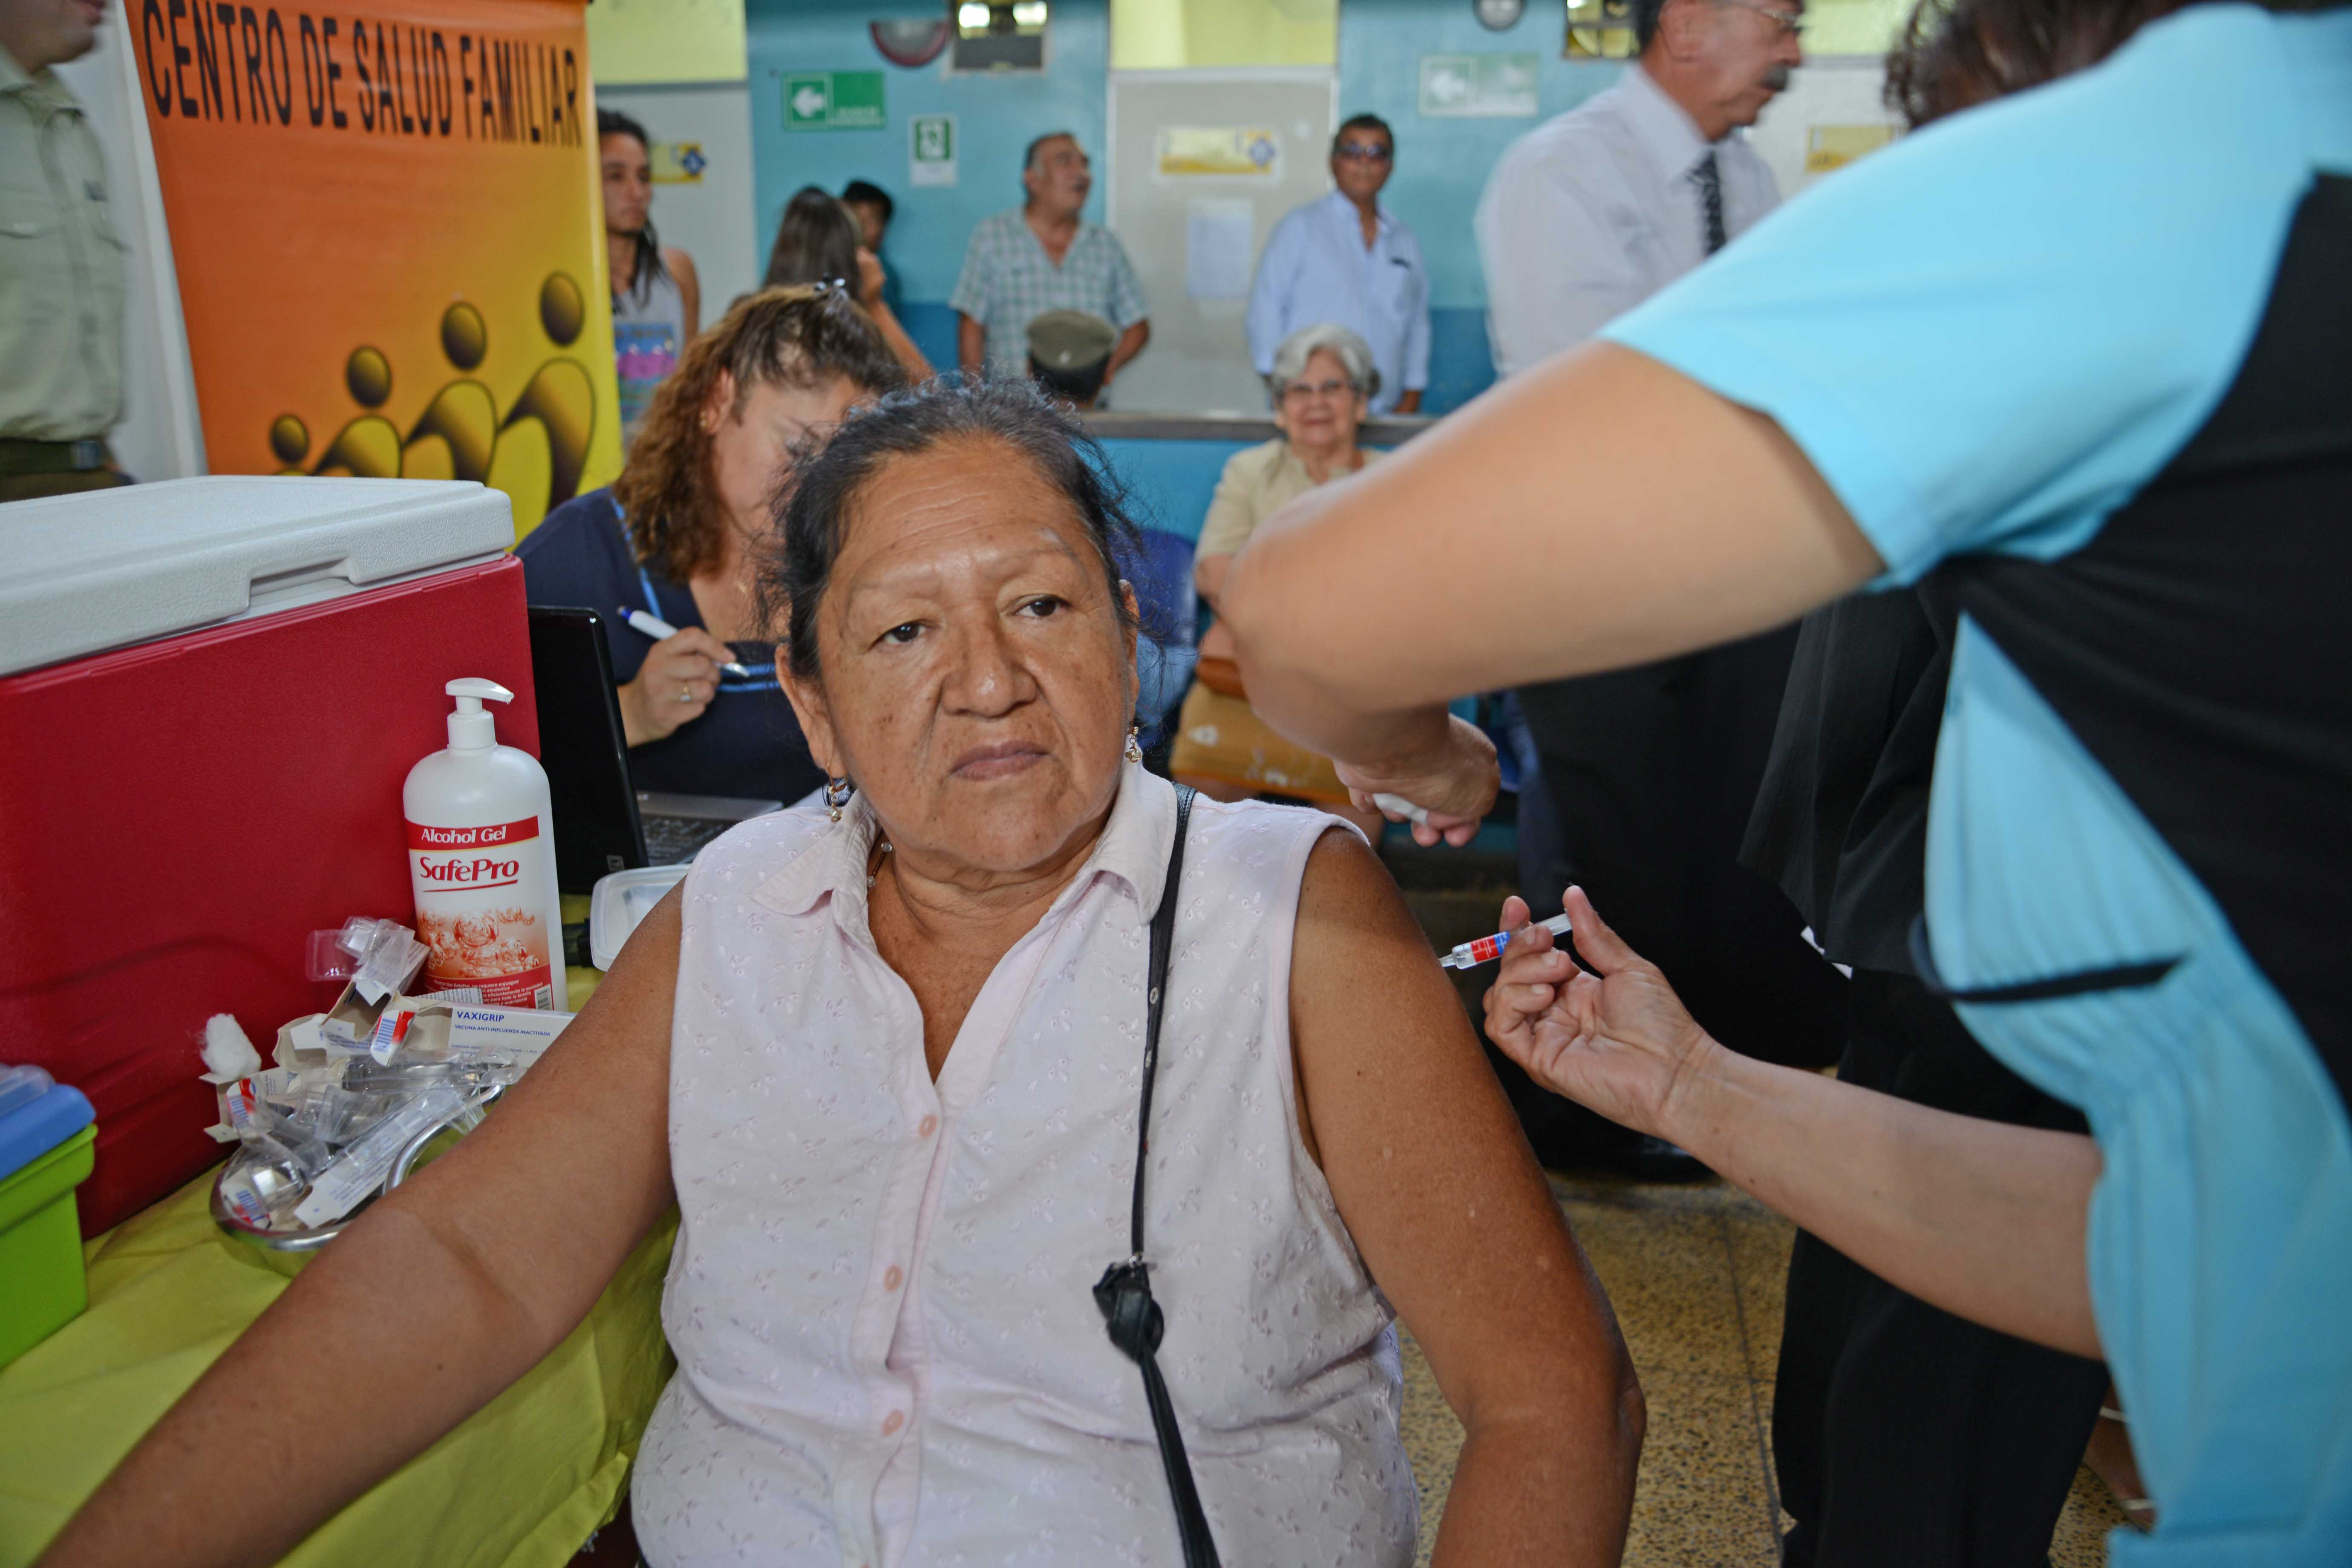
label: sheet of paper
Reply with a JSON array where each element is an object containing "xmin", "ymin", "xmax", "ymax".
[{"xmin": 1184, "ymin": 199, "xmax": 1254, "ymax": 301}]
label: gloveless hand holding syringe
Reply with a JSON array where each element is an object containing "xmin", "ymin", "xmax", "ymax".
[{"xmin": 1366, "ymin": 792, "xmax": 1575, "ymax": 968}]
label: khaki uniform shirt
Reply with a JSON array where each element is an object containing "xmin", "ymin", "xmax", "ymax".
[{"xmin": 0, "ymin": 47, "xmax": 124, "ymax": 442}]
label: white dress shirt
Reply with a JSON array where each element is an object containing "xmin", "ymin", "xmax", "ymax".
[
  {"xmin": 1245, "ymin": 190, "xmax": 1431, "ymax": 414},
  {"xmin": 1475, "ymin": 64, "xmax": 1780, "ymax": 378}
]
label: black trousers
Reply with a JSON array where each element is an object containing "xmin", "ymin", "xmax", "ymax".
[
  {"xmin": 1515, "ymin": 636, "xmax": 1845, "ymax": 1055},
  {"xmin": 1497, "ymin": 636, "xmax": 1845, "ymax": 1166},
  {"xmin": 1774, "ymin": 970, "xmax": 2109, "ymax": 1568}
]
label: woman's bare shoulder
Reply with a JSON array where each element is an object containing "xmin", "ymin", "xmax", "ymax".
[{"xmin": 1290, "ymin": 819, "xmax": 1413, "ymax": 954}]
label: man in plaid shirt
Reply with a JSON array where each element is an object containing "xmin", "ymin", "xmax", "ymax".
[{"xmin": 952, "ymin": 131, "xmax": 1151, "ymax": 390}]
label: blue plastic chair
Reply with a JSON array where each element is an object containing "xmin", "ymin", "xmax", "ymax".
[
  {"xmin": 1128, "ymin": 528, "xmax": 1198, "ymax": 648},
  {"xmin": 1126, "ymin": 529, "xmax": 1198, "ymax": 749}
]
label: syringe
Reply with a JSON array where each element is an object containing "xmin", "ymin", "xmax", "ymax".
[{"xmin": 1440, "ymin": 912, "xmax": 1572, "ymax": 971}]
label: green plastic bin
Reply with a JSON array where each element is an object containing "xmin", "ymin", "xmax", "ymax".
[{"xmin": 0, "ymin": 1124, "xmax": 96, "ymax": 1368}]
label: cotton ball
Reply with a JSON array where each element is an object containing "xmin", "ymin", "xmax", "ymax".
[{"xmin": 202, "ymin": 1014, "xmax": 262, "ymax": 1080}]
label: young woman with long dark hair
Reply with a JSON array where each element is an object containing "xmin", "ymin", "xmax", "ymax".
[{"xmin": 601, "ymin": 108, "xmax": 703, "ymax": 439}]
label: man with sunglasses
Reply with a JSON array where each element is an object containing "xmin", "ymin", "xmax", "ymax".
[
  {"xmin": 1469, "ymin": 0, "xmax": 1831, "ymax": 1181},
  {"xmin": 1245, "ymin": 114, "xmax": 1429, "ymax": 416}
]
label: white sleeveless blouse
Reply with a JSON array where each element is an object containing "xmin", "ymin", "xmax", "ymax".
[{"xmin": 632, "ymin": 767, "xmax": 1417, "ymax": 1568}]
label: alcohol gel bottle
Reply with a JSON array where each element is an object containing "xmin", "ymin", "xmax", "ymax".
[{"xmin": 403, "ymin": 679, "xmax": 565, "ymax": 1009}]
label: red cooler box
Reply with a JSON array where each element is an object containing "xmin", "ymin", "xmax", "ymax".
[{"xmin": 0, "ymin": 478, "xmax": 535, "ymax": 1234}]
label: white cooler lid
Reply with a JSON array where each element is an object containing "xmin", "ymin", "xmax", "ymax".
[{"xmin": 0, "ymin": 477, "xmax": 516, "ymax": 677}]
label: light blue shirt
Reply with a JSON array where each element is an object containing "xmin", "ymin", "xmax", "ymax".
[
  {"xmin": 1607, "ymin": 9, "xmax": 2352, "ymax": 1562},
  {"xmin": 1245, "ymin": 191, "xmax": 1430, "ymax": 414}
]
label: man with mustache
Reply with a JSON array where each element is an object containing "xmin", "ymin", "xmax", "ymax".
[
  {"xmin": 1471, "ymin": 0, "xmax": 1828, "ymax": 1180},
  {"xmin": 0, "ymin": 0, "xmax": 128, "ymax": 503},
  {"xmin": 952, "ymin": 131, "xmax": 1150, "ymax": 395}
]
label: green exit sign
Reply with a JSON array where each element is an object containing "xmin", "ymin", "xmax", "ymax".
[{"xmin": 783, "ymin": 71, "xmax": 885, "ymax": 131}]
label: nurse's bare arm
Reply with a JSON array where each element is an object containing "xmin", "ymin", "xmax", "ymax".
[
  {"xmin": 36, "ymin": 893, "xmax": 685, "ymax": 1568},
  {"xmin": 1486, "ymin": 890, "xmax": 2103, "ymax": 1359},
  {"xmin": 1220, "ymin": 343, "xmax": 1885, "ymax": 817},
  {"xmin": 1290, "ymin": 832, "xmax": 1642, "ymax": 1568}
]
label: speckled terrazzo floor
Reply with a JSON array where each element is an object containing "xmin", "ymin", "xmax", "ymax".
[{"xmin": 1393, "ymin": 1170, "xmax": 2136, "ymax": 1567}]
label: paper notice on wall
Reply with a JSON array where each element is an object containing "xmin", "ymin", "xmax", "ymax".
[
  {"xmin": 1184, "ymin": 200, "xmax": 1255, "ymax": 301},
  {"xmin": 651, "ymin": 143, "xmax": 706, "ymax": 184},
  {"xmin": 1804, "ymin": 123, "xmax": 1897, "ymax": 176},
  {"xmin": 1157, "ymin": 127, "xmax": 1282, "ymax": 179}
]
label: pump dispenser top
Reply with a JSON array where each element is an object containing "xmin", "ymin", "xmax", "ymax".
[{"xmin": 444, "ymin": 678, "xmax": 513, "ymax": 752}]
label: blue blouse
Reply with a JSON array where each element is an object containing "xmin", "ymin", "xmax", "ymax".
[{"xmin": 516, "ymin": 489, "xmax": 824, "ymax": 805}]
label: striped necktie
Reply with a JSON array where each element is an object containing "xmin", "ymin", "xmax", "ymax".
[{"xmin": 1692, "ymin": 150, "xmax": 1727, "ymax": 255}]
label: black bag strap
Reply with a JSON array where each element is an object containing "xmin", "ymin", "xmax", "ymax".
[{"xmin": 1092, "ymin": 785, "xmax": 1220, "ymax": 1568}]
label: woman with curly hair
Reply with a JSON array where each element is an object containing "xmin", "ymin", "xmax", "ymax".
[{"xmin": 518, "ymin": 283, "xmax": 906, "ymax": 801}]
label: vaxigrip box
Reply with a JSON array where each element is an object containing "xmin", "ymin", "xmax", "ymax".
[
  {"xmin": 366, "ymin": 997, "xmax": 575, "ymax": 1066},
  {"xmin": 0, "ymin": 478, "xmax": 536, "ymax": 1233}
]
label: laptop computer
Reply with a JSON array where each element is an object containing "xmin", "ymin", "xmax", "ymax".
[{"xmin": 527, "ymin": 606, "xmax": 783, "ymax": 894}]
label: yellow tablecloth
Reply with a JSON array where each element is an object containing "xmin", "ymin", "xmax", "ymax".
[{"xmin": 0, "ymin": 1170, "xmax": 674, "ymax": 1567}]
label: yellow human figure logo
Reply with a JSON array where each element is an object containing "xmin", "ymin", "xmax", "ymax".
[
  {"xmin": 283, "ymin": 347, "xmax": 401, "ymax": 477},
  {"xmin": 262, "ymin": 274, "xmax": 600, "ymax": 535},
  {"xmin": 403, "ymin": 303, "xmax": 498, "ymax": 483},
  {"xmin": 485, "ymin": 274, "xmax": 597, "ymax": 532}
]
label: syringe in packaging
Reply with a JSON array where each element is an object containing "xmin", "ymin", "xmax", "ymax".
[
  {"xmin": 1439, "ymin": 912, "xmax": 1574, "ymax": 971},
  {"xmin": 291, "ymin": 1083, "xmax": 467, "ymax": 1228}
]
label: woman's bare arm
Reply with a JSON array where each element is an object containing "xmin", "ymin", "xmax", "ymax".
[
  {"xmin": 1220, "ymin": 344, "xmax": 1884, "ymax": 821},
  {"xmin": 668, "ymin": 248, "xmax": 701, "ymax": 340},
  {"xmin": 1290, "ymin": 832, "xmax": 1641, "ymax": 1567},
  {"xmin": 1485, "ymin": 890, "xmax": 2103, "ymax": 1359},
  {"xmin": 867, "ymin": 301, "xmax": 936, "ymax": 381},
  {"xmin": 36, "ymin": 894, "xmax": 687, "ymax": 1568}
]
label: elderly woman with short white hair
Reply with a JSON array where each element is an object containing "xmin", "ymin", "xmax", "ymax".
[{"xmin": 1175, "ymin": 323, "xmax": 1386, "ymax": 832}]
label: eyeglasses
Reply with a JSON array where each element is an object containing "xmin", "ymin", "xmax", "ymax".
[
  {"xmin": 1335, "ymin": 141, "xmax": 1393, "ymax": 162},
  {"xmin": 1718, "ymin": 0, "xmax": 1805, "ymax": 35},
  {"xmin": 1281, "ymin": 378, "xmax": 1354, "ymax": 403}
]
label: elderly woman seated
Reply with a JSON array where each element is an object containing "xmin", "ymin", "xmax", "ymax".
[
  {"xmin": 40, "ymin": 380, "xmax": 1639, "ymax": 1568},
  {"xmin": 1174, "ymin": 323, "xmax": 1391, "ymax": 837}
]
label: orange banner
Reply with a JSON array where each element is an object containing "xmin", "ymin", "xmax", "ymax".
[{"xmin": 128, "ymin": 0, "xmax": 623, "ymax": 536}]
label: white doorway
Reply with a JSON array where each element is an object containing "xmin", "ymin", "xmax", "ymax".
[{"xmin": 1105, "ymin": 67, "xmax": 1337, "ymax": 413}]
